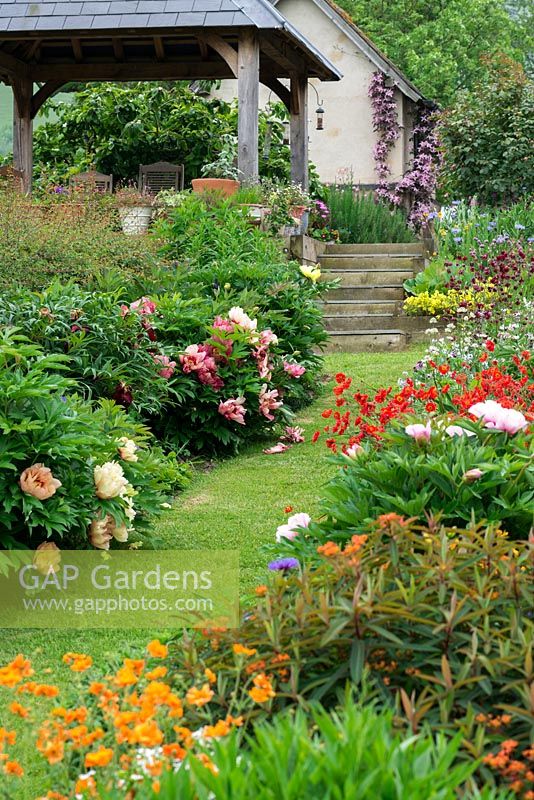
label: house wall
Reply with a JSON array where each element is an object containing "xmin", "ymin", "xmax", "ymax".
[{"xmin": 213, "ymin": 0, "xmax": 413, "ymax": 184}]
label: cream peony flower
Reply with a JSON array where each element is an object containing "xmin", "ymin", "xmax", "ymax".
[
  {"xmin": 94, "ymin": 462, "xmax": 128, "ymax": 499},
  {"xmin": 89, "ymin": 514, "xmax": 129, "ymax": 548},
  {"xmin": 117, "ymin": 437, "xmax": 139, "ymax": 463},
  {"xmin": 33, "ymin": 541, "xmax": 61, "ymax": 575},
  {"xmin": 19, "ymin": 464, "xmax": 61, "ymax": 501}
]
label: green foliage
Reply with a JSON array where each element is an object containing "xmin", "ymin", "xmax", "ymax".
[
  {"xmin": 98, "ymin": 702, "xmax": 502, "ymax": 799},
  {"xmin": 171, "ymin": 520, "xmax": 533, "ymax": 760},
  {"xmin": 333, "ymin": 0, "xmax": 531, "ymax": 106},
  {"xmin": 439, "ymin": 55, "xmax": 534, "ymax": 203},
  {"xmin": 0, "ymin": 328, "xmax": 188, "ymax": 547},
  {"xmin": 324, "ymin": 184, "xmax": 415, "ymax": 243},
  {"xmin": 317, "ymin": 420, "xmax": 533, "ymax": 539},
  {"xmin": 0, "ymin": 190, "xmax": 158, "ymax": 292},
  {"xmin": 32, "ymin": 84, "xmax": 294, "ymax": 186}
]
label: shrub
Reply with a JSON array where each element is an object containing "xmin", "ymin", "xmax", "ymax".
[
  {"xmin": 0, "ymin": 191, "xmax": 158, "ymax": 292},
  {"xmin": 324, "ymin": 184, "xmax": 416, "ymax": 244},
  {"xmin": 313, "ymin": 419, "xmax": 533, "ymax": 537},
  {"xmin": 0, "ymin": 283, "xmax": 322, "ymax": 454},
  {"xmin": 175, "ymin": 520, "xmax": 533, "ymax": 750},
  {"xmin": 0, "ymin": 329, "xmax": 188, "ymax": 548},
  {"xmin": 439, "ymin": 54, "xmax": 534, "ymax": 204}
]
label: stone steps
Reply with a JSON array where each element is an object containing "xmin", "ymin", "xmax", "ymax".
[
  {"xmin": 320, "ymin": 255, "xmax": 422, "ymax": 270},
  {"xmin": 322, "ymin": 268, "xmax": 413, "ymax": 287},
  {"xmin": 318, "ymin": 242, "xmax": 432, "ymax": 352}
]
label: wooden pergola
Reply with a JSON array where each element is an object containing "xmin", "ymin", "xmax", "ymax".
[{"xmin": 0, "ymin": 0, "xmax": 341, "ymax": 193}]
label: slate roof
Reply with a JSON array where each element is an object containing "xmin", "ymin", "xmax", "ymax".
[{"xmin": 0, "ymin": 0, "xmax": 303, "ymax": 31}]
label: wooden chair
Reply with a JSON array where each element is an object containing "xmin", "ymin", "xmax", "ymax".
[
  {"xmin": 0, "ymin": 165, "xmax": 24, "ymax": 191},
  {"xmin": 138, "ymin": 161, "xmax": 185, "ymax": 194},
  {"xmin": 69, "ymin": 170, "xmax": 113, "ymax": 193}
]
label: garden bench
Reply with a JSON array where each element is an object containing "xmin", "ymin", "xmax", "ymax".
[
  {"xmin": 69, "ymin": 170, "xmax": 113, "ymax": 193},
  {"xmin": 138, "ymin": 161, "xmax": 185, "ymax": 194}
]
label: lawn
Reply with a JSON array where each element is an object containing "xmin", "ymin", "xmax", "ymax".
[{"xmin": 0, "ymin": 348, "xmax": 422, "ymax": 799}]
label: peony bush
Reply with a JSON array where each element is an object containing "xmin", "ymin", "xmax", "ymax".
[{"xmin": 0, "ymin": 329, "xmax": 188, "ymax": 548}]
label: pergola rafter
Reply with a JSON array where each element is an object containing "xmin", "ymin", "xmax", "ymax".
[{"xmin": 0, "ymin": 0, "xmax": 341, "ymax": 193}]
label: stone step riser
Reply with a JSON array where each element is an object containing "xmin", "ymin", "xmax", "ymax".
[
  {"xmin": 324, "ymin": 332, "xmax": 406, "ymax": 353},
  {"xmin": 321, "ymin": 301, "xmax": 398, "ymax": 316},
  {"xmin": 327, "ymin": 286, "xmax": 405, "ymax": 301},
  {"xmin": 320, "ymin": 256, "xmax": 421, "ymax": 270},
  {"xmin": 325, "ymin": 243, "xmax": 424, "ymax": 255},
  {"xmin": 325, "ymin": 315, "xmax": 395, "ymax": 332},
  {"xmin": 322, "ymin": 270, "xmax": 412, "ymax": 288}
]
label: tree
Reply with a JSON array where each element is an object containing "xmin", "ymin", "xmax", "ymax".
[
  {"xmin": 335, "ymin": 0, "xmax": 531, "ymax": 105},
  {"xmin": 438, "ymin": 54, "xmax": 534, "ymax": 202}
]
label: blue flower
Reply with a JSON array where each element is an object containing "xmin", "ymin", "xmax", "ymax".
[
  {"xmin": 453, "ymin": 236, "xmax": 462, "ymax": 243},
  {"xmin": 515, "ymin": 223, "xmax": 526, "ymax": 230},
  {"xmin": 268, "ymin": 558, "xmax": 299, "ymax": 572}
]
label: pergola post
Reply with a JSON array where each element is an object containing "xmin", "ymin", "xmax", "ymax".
[
  {"xmin": 12, "ymin": 77, "xmax": 33, "ymax": 193},
  {"xmin": 290, "ymin": 73, "xmax": 309, "ymax": 190},
  {"xmin": 237, "ymin": 29, "xmax": 260, "ymax": 183}
]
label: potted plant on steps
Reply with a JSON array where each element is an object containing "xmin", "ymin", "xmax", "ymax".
[
  {"xmin": 192, "ymin": 135, "xmax": 241, "ymax": 197},
  {"xmin": 115, "ymin": 185, "xmax": 154, "ymax": 235}
]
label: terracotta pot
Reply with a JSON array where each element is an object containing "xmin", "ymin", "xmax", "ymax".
[{"xmin": 191, "ymin": 178, "xmax": 240, "ymax": 197}]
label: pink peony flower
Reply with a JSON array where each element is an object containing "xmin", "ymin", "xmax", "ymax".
[
  {"xmin": 283, "ymin": 361, "xmax": 306, "ymax": 378},
  {"xmin": 281, "ymin": 426, "xmax": 305, "ymax": 443},
  {"xmin": 275, "ymin": 512, "xmax": 311, "ymax": 542},
  {"xmin": 259, "ymin": 329, "xmax": 278, "ymax": 347},
  {"xmin": 130, "ymin": 296, "xmax": 156, "ymax": 316},
  {"xmin": 153, "ymin": 353, "xmax": 176, "ymax": 379},
  {"xmin": 213, "ymin": 316, "xmax": 235, "ymax": 334},
  {"xmin": 19, "ymin": 464, "xmax": 61, "ymax": 501},
  {"xmin": 463, "ymin": 468, "xmax": 483, "ymax": 482},
  {"xmin": 259, "ymin": 384, "xmax": 283, "ymax": 421},
  {"xmin": 469, "ymin": 400, "xmax": 528, "ymax": 434},
  {"xmin": 263, "ymin": 443, "xmax": 290, "ymax": 455},
  {"xmin": 180, "ymin": 344, "xmax": 208, "ymax": 374},
  {"xmin": 228, "ymin": 306, "xmax": 257, "ymax": 332},
  {"xmin": 344, "ymin": 443, "xmax": 364, "ymax": 458},
  {"xmin": 218, "ymin": 397, "xmax": 247, "ymax": 425},
  {"xmin": 255, "ymin": 349, "xmax": 273, "ymax": 381},
  {"xmin": 405, "ymin": 421, "xmax": 432, "ymax": 441},
  {"xmin": 445, "ymin": 425, "xmax": 476, "ymax": 438}
]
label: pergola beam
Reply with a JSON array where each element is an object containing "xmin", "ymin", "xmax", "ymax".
[
  {"xmin": 198, "ymin": 32, "xmax": 238, "ymax": 77},
  {"xmin": 31, "ymin": 61, "xmax": 235, "ymax": 81}
]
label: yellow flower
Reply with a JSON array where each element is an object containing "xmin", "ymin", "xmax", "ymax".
[{"xmin": 299, "ymin": 265, "xmax": 321, "ymax": 283}]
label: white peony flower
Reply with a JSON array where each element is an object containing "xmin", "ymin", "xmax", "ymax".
[
  {"xmin": 117, "ymin": 437, "xmax": 139, "ymax": 462},
  {"xmin": 94, "ymin": 462, "xmax": 128, "ymax": 499}
]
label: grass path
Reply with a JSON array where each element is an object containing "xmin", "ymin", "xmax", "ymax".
[{"xmin": 0, "ymin": 349, "xmax": 422, "ymax": 798}]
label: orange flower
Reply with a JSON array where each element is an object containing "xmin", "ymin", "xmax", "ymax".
[
  {"xmin": 173, "ymin": 726, "xmax": 194, "ymax": 748},
  {"xmin": 317, "ymin": 541, "xmax": 340, "ymax": 557},
  {"xmin": 146, "ymin": 666, "xmax": 168, "ymax": 681},
  {"xmin": 0, "ymin": 655, "xmax": 33, "ymax": 687},
  {"xmin": 85, "ymin": 746, "xmax": 114, "ymax": 768},
  {"xmin": 52, "ymin": 707, "xmax": 87, "ymax": 724},
  {"xmin": 152, "ymin": 780, "xmax": 161, "ymax": 794},
  {"xmin": 17, "ymin": 682, "xmax": 59, "ymax": 697},
  {"xmin": 197, "ymin": 753, "xmax": 218, "ymax": 775},
  {"xmin": 204, "ymin": 719, "xmax": 231, "ymax": 739},
  {"xmin": 124, "ymin": 658, "xmax": 145, "ymax": 676},
  {"xmin": 162, "ymin": 742, "xmax": 186, "ymax": 760},
  {"xmin": 248, "ymin": 673, "xmax": 275, "ymax": 704},
  {"xmin": 39, "ymin": 740, "xmax": 65, "ymax": 765},
  {"xmin": 114, "ymin": 665, "xmax": 139, "ymax": 687},
  {"xmin": 8, "ymin": 701, "xmax": 29, "ymax": 718},
  {"xmin": 4, "ymin": 760, "xmax": 24, "ymax": 777},
  {"xmin": 62, "ymin": 652, "xmax": 93, "ymax": 672},
  {"xmin": 255, "ymin": 585, "xmax": 267, "ymax": 597},
  {"xmin": 147, "ymin": 640, "xmax": 168, "ymax": 659},
  {"xmin": 204, "ymin": 668, "xmax": 217, "ymax": 684},
  {"xmin": 0, "ymin": 728, "xmax": 16, "ymax": 747},
  {"xmin": 89, "ymin": 682, "xmax": 106, "ymax": 695},
  {"xmin": 233, "ymin": 643, "xmax": 257, "ymax": 657},
  {"xmin": 131, "ymin": 720, "xmax": 164, "ymax": 747},
  {"xmin": 75, "ymin": 775, "xmax": 97, "ymax": 796},
  {"xmin": 186, "ymin": 684, "xmax": 214, "ymax": 707}
]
